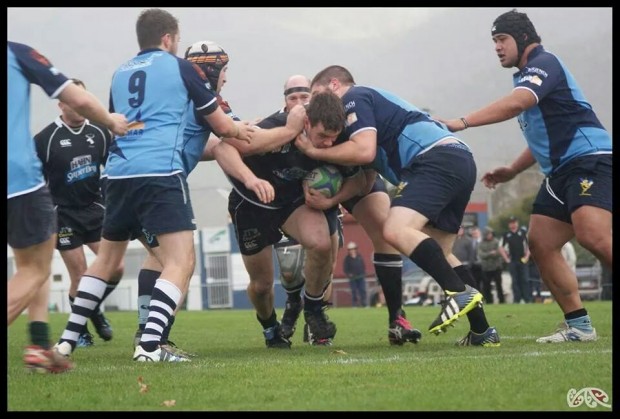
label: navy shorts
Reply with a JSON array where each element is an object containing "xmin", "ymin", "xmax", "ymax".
[
  {"xmin": 532, "ymin": 154, "xmax": 612, "ymax": 223},
  {"xmin": 130, "ymin": 226, "xmax": 161, "ymax": 248},
  {"xmin": 341, "ymin": 176, "xmax": 388, "ymax": 213},
  {"xmin": 391, "ymin": 143, "xmax": 476, "ymax": 234},
  {"xmin": 274, "ymin": 206, "xmax": 341, "ymax": 249},
  {"xmin": 229, "ymin": 191, "xmax": 338, "ymax": 256},
  {"xmin": 103, "ymin": 174, "xmax": 195, "ymax": 241},
  {"xmin": 56, "ymin": 202, "xmax": 104, "ymax": 250},
  {"xmin": 7, "ymin": 186, "xmax": 57, "ymax": 249}
]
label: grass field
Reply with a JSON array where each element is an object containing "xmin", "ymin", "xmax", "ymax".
[{"xmin": 7, "ymin": 301, "xmax": 612, "ymax": 411}]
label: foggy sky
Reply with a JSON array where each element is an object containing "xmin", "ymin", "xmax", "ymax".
[{"xmin": 8, "ymin": 7, "xmax": 613, "ymax": 227}]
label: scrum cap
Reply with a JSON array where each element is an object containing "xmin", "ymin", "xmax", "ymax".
[
  {"xmin": 185, "ymin": 40, "xmax": 229, "ymax": 90},
  {"xmin": 491, "ymin": 10, "xmax": 540, "ymax": 64}
]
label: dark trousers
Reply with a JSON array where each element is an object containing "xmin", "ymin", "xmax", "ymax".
[
  {"xmin": 349, "ymin": 278, "xmax": 367, "ymax": 307},
  {"xmin": 482, "ymin": 268, "xmax": 505, "ymax": 304},
  {"xmin": 470, "ymin": 263, "xmax": 485, "ymax": 293},
  {"xmin": 509, "ymin": 261, "xmax": 532, "ymax": 303}
]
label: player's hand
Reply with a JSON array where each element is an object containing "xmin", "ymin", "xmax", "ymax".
[
  {"xmin": 235, "ymin": 121, "xmax": 255, "ymax": 144},
  {"xmin": 481, "ymin": 166, "xmax": 518, "ymax": 189},
  {"xmin": 245, "ymin": 177, "xmax": 274, "ymax": 204},
  {"xmin": 434, "ymin": 117, "xmax": 466, "ymax": 133},
  {"xmin": 286, "ymin": 104, "xmax": 306, "ymax": 134},
  {"xmin": 294, "ymin": 130, "xmax": 316, "ymax": 158},
  {"xmin": 109, "ymin": 113, "xmax": 129, "ymax": 136},
  {"xmin": 303, "ymin": 183, "xmax": 334, "ymax": 210}
]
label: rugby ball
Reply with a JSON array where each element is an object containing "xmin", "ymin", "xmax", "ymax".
[{"xmin": 304, "ymin": 165, "xmax": 343, "ymax": 198}]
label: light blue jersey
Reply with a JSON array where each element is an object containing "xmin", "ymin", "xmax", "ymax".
[
  {"xmin": 513, "ymin": 45, "xmax": 612, "ymax": 175},
  {"xmin": 7, "ymin": 41, "xmax": 72, "ymax": 199},
  {"xmin": 182, "ymin": 95, "xmax": 238, "ymax": 174},
  {"xmin": 106, "ymin": 48, "xmax": 219, "ymax": 178}
]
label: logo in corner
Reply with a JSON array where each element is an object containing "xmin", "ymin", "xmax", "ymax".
[
  {"xmin": 392, "ymin": 181, "xmax": 408, "ymax": 199},
  {"xmin": 579, "ymin": 178, "xmax": 593, "ymax": 196},
  {"xmin": 567, "ymin": 388, "xmax": 611, "ymax": 408}
]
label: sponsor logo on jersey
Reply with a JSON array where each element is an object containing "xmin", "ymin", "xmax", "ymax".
[
  {"xmin": 60, "ymin": 139, "xmax": 72, "ymax": 147},
  {"xmin": 85, "ymin": 134, "xmax": 95, "ymax": 146},
  {"xmin": 517, "ymin": 74, "xmax": 543, "ymax": 86},
  {"xmin": 344, "ymin": 100, "xmax": 356, "ymax": 111},
  {"xmin": 66, "ymin": 155, "xmax": 97, "ymax": 184},
  {"xmin": 524, "ymin": 66, "xmax": 548, "ymax": 78},
  {"xmin": 125, "ymin": 109, "xmax": 145, "ymax": 137},
  {"xmin": 346, "ymin": 112, "xmax": 358, "ymax": 127}
]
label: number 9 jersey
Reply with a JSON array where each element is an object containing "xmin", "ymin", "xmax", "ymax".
[{"xmin": 106, "ymin": 48, "xmax": 219, "ymax": 178}]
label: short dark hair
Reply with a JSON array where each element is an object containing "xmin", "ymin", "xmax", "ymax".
[
  {"xmin": 305, "ymin": 90, "xmax": 345, "ymax": 133},
  {"xmin": 136, "ymin": 8, "xmax": 179, "ymax": 50},
  {"xmin": 311, "ymin": 65, "xmax": 355, "ymax": 89}
]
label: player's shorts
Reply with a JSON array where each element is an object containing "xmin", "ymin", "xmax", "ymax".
[
  {"xmin": 130, "ymin": 226, "xmax": 160, "ymax": 248},
  {"xmin": 103, "ymin": 174, "xmax": 195, "ymax": 241},
  {"xmin": 532, "ymin": 154, "xmax": 612, "ymax": 223},
  {"xmin": 274, "ymin": 206, "xmax": 341, "ymax": 249},
  {"xmin": 341, "ymin": 176, "xmax": 388, "ymax": 214},
  {"xmin": 391, "ymin": 142, "xmax": 476, "ymax": 234},
  {"xmin": 55, "ymin": 202, "xmax": 104, "ymax": 251},
  {"xmin": 229, "ymin": 191, "xmax": 339, "ymax": 256},
  {"xmin": 7, "ymin": 186, "xmax": 57, "ymax": 249}
]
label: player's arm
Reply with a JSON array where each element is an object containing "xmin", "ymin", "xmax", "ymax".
[
  {"xmin": 58, "ymin": 83, "xmax": 128, "ymax": 136},
  {"xmin": 222, "ymin": 104, "xmax": 305, "ymax": 156},
  {"xmin": 295, "ymin": 129, "xmax": 377, "ymax": 166},
  {"xmin": 212, "ymin": 141, "xmax": 275, "ymax": 203},
  {"xmin": 199, "ymin": 134, "xmax": 221, "ymax": 162},
  {"xmin": 481, "ymin": 148, "xmax": 537, "ymax": 189},
  {"xmin": 438, "ymin": 89, "xmax": 537, "ymax": 133}
]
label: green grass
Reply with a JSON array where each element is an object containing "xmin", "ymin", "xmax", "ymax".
[{"xmin": 7, "ymin": 301, "xmax": 612, "ymax": 411}]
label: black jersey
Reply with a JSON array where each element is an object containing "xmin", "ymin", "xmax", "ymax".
[
  {"xmin": 34, "ymin": 116, "xmax": 112, "ymax": 207},
  {"xmin": 228, "ymin": 112, "xmax": 357, "ymax": 209}
]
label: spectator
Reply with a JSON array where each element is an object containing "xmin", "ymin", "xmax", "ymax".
[
  {"xmin": 343, "ymin": 242, "xmax": 367, "ymax": 307},
  {"xmin": 452, "ymin": 226, "xmax": 474, "ymax": 277},
  {"xmin": 478, "ymin": 227, "xmax": 505, "ymax": 304},
  {"xmin": 499, "ymin": 216, "xmax": 532, "ymax": 303}
]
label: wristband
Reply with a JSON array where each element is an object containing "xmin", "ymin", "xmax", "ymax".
[{"xmin": 460, "ymin": 117, "xmax": 469, "ymax": 129}]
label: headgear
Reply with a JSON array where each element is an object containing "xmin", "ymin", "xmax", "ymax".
[
  {"xmin": 185, "ymin": 40, "xmax": 229, "ymax": 91},
  {"xmin": 491, "ymin": 10, "xmax": 540, "ymax": 65}
]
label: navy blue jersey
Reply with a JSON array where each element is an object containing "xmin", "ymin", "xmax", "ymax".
[
  {"xmin": 7, "ymin": 41, "xmax": 72, "ymax": 198},
  {"xmin": 512, "ymin": 45, "xmax": 612, "ymax": 175},
  {"xmin": 227, "ymin": 112, "xmax": 357, "ymax": 209},
  {"xmin": 35, "ymin": 117, "xmax": 112, "ymax": 207},
  {"xmin": 340, "ymin": 85, "xmax": 457, "ymax": 186},
  {"xmin": 106, "ymin": 48, "xmax": 219, "ymax": 178}
]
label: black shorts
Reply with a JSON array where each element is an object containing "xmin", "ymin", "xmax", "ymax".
[
  {"xmin": 341, "ymin": 176, "xmax": 388, "ymax": 214},
  {"xmin": 532, "ymin": 154, "xmax": 612, "ymax": 223},
  {"xmin": 56, "ymin": 202, "xmax": 104, "ymax": 251},
  {"xmin": 274, "ymin": 206, "xmax": 341, "ymax": 249},
  {"xmin": 229, "ymin": 190, "xmax": 300, "ymax": 255},
  {"xmin": 392, "ymin": 143, "xmax": 476, "ymax": 234},
  {"xmin": 7, "ymin": 186, "xmax": 56, "ymax": 249},
  {"xmin": 130, "ymin": 226, "xmax": 160, "ymax": 248},
  {"xmin": 103, "ymin": 174, "xmax": 196, "ymax": 241}
]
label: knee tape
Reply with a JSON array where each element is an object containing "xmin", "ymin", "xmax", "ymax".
[{"xmin": 275, "ymin": 243, "xmax": 305, "ymax": 290}]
